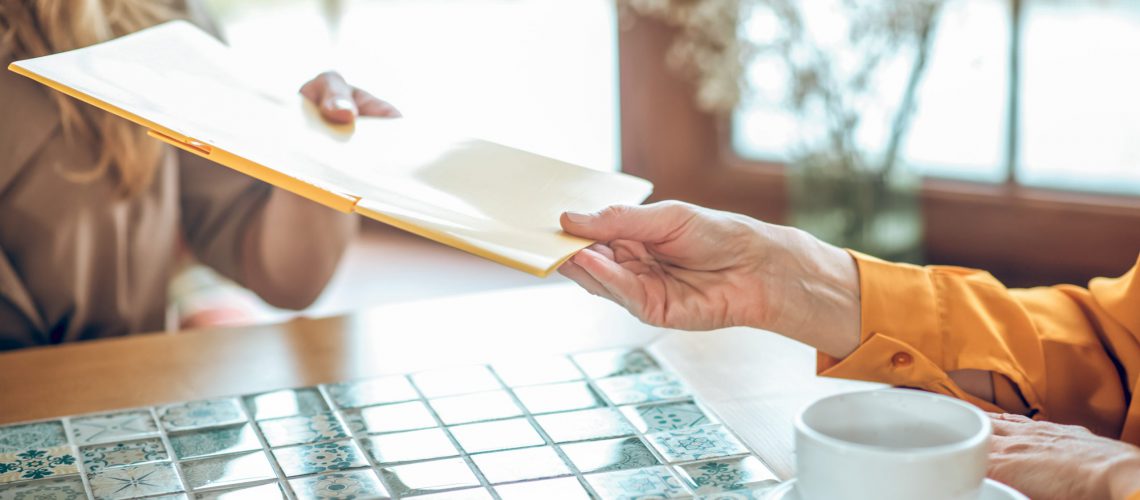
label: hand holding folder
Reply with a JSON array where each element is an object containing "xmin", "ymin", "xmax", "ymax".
[{"xmin": 8, "ymin": 21, "xmax": 653, "ymax": 277}]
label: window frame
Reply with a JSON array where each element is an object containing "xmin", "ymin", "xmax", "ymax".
[{"xmin": 617, "ymin": 9, "xmax": 1140, "ymax": 287}]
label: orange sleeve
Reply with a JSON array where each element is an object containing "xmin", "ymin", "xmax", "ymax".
[{"xmin": 818, "ymin": 251, "xmax": 1140, "ymax": 442}]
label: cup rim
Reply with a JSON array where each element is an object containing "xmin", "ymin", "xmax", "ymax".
[{"xmin": 795, "ymin": 388, "xmax": 991, "ymax": 457}]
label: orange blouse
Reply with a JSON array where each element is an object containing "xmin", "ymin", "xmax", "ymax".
[{"xmin": 819, "ymin": 252, "xmax": 1140, "ymax": 447}]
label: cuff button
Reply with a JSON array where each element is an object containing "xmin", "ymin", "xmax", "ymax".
[{"xmin": 891, "ymin": 352, "xmax": 913, "ymax": 367}]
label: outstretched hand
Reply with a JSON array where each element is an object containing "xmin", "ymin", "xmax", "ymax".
[
  {"xmin": 300, "ymin": 71, "xmax": 400, "ymax": 124},
  {"xmin": 558, "ymin": 201, "xmax": 861, "ymax": 358}
]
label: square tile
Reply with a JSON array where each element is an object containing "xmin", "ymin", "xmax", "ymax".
[
  {"xmin": 378, "ymin": 458, "xmax": 480, "ymax": 496},
  {"xmin": 621, "ymin": 400, "xmax": 716, "ymax": 433},
  {"xmin": 511, "ymin": 382, "xmax": 604, "ymax": 415},
  {"xmin": 407, "ymin": 488, "xmax": 494, "ymax": 499},
  {"xmin": 0, "ymin": 446, "xmax": 78, "ymax": 483},
  {"xmin": 71, "ymin": 410, "xmax": 159, "ymax": 445},
  {"xmin": 324, "ymin": 375, "xmax": 418, "ymax": 409},
  {"xmin": 560, "ymin": 437, "xmax": 659, "ymax": 473},
  {"xmin": 258, "ymin": 412, "xmax": 348, "ymax": 447},
  {"xmin": 535, "ymin": 408, "xmax": 636, "ymax": 443},
  {"xmin": 158, "ymin": 398, "xmax": 245, "ymax": 431},
  {"xmin": 0, "ymin": 421, "xmax": 67, "ymax": 454},
  {"xmin": 193, "ymin": 482, "xmax": 284, "ymax": 499},
  {"xmin": 289, "ymin": 470, "xmax": 389, "ymax": 500},
  {"xmin": 169, "ymin": 424, "xmax": 262, "ymax": 460},
  {"xmin": 448, "ymin": 419, "xmax": 544, "ymax": 454},
  {"xmin": 180, "ymin": 451, "xmax": 275, "ymax": 491},
  {"xmin": 88, "ymin": 462, "xmax": 182, "ymax": 499},
  {"xmin": 595, "ymin": 371, "xmax": 690, "ymax": 406},
  {"xmin": 0, "ymin": 475, "xmax": 86, "ymax": 498},
  {"xmin": 347, "ymin": 401, "xmax": 437, "ymax": 435},
  {"xmin": 429, "ymin": 391, "xmax": 522, "ymax": 425},
  {"xmin": 81, "ymin": 438, "xmax": 168, "ymax": 472},
  {"xmin": 647, "ymin": 426, "xmax": 748, "ymax": 463},
  {"xmin": 677, "ymin": 456, "xmax": 778, "ymax": 495},
  {"xmin": 470, "ymin": 446, "xmax": 569, "ymax": 484},
  {"xmin": 494, "ymin": 477, "xmax": 590, "ymax": 500},
  {"xmin": 244, "ymin": 389, "xmax": 328, "ymax": 420},
  {"xmin": 697, "ymin": 485, "xmax": 782, "ymax": 499},
  {"xmin": 572, "ymin": 349, "xmax": 659, "ymax": 379},
  {"xmin": 585, "ymin": 466, "xmax": 688, "ymax": 500},
  {"xmin": 492, "ymin": 356, "xmax": 583, "ymax": 387},
  {"xmin": 272, "ymin": 440, "xmax": 367, "ymax": 477},
  {"xmin": 410, "ymin": 366, "xmax": 501, "ymax": 398},
  {"xmin": 362, "ymin": 428, "xmax": 458, "ymax": 464}
]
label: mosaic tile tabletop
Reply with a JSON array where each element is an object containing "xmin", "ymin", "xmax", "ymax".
[{"xmin": 0, "ymin": 348, "xmax": 781, "ymax": 499}]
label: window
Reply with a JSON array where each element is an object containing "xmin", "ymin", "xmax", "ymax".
[
  {"xmin": 734, "ymin": 0, "xmax": 1140, "ymax": 194},
  {"xmin": 206, "ymin": 0, "xmax": 619, "ymax": 172}
]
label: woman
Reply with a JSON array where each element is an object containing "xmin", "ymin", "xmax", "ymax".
[
  {"xmin": 558, "ymin": 201, "xmax": 1140, "ymax": 500},
  {"xmin": 0, "ymin": 0, "xmax": 397, "ymax": 349}
]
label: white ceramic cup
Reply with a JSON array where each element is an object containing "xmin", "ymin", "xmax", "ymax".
[{"xmin": 795, "ymin": 388, "xmax": 990, "ymax": 500}]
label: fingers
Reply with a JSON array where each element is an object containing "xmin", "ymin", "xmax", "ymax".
[
  {"xmin": 561, "ymin": 201, "xmax": 697, "ymax": 243},
  {"xmin": 300, "ymin": 71, "xmax": 358, "ymax": 124},
  {"xmin": 353, "ymin": 88, "xmax": 402, "ymax": 117},
  {"xmin": 572, "ymin": 247, "xmax": 646, "ymax": 311},
  {"xmin": 557, "ymin": 260, "xmax": 615, "ymax": 302}
]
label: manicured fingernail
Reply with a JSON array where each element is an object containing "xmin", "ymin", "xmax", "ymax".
[
  {"xmin": 565, "ymin": 211, "xmax": 591, "ymax": 223},
  {"xmin": 331, "ymin": 97, "xmax": 355, "ymax": 111}
]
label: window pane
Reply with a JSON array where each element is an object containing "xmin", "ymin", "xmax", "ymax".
[
  {"xmin": 208, "ymin": 0, "xmax": 619, "ymax": 171},
  {"xmin": 733, "ymin": 0, "xmax": 1008, "ymax": 183},
  {"xmin": 1018, "ymin": 0, "xmax": 1140, "ymax": 194}
]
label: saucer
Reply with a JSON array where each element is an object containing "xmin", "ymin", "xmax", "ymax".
[{"xmin": 764, "ymin": 478, "xmax": 1028, "ymax": 500}]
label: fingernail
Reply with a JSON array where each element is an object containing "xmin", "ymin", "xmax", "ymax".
[
  {"xmin": 565, "ymin": 211, "xmax": 591, "ymax": 223},
  {"xmin": 330, "ymin": 97, "xmax": 355, "ymax": 111}
]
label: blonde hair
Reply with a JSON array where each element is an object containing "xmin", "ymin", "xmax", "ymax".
[{"xmin": 0, "ymin": 0, "xmax": 183, "ymax": 197}]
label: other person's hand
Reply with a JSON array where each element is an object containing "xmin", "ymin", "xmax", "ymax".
[
  {"xmin": 558, "ymin": 201, "xmax": 862, "ymax": 358},
  {"xmin": 300, "ymin": 71, "xmax": 400, "ymax": 124},
  {"xmin": 989, "ymin": 413, "xmax": 1140, "ymax": 500}
]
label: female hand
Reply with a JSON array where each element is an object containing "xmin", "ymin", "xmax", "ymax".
[
  {"xmin": 558, "ymin": 201, "xmax": 862, "ymax": 358},
  {"xmin": 299, "ymin": 71, "xmax": 401, "ymax": 124},
  {"xmin": 989, "ymin": 413, "xmax": 1140, "ymax": 500}
]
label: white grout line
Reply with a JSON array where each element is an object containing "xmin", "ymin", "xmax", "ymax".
[
  {"xmin": 61, "ymin": 417, "xmax": 97, "ymax": 500},
  {"xmin": 149, "ymin": 406, "xmax": 196, "ymax": 497},
  {"xmin": 317, "ymin": 381, "xmax": 406, "ymax": 500}
]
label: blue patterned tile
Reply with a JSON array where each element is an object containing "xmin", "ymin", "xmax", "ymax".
[
  {"xmin": 193, "ymin": 482, "xmax": 284, "ymax": 499},
  {"xmin": 71, "ymin": 410, "xmax": 159, "ymax": 445},
  {"xmin": 492, "ymin": 356, "xmax": 583, "ymax": 387},
  {"xmin": 470, "ymin": 446, "xmax": 570, "ymax": 484},
  {"xmin": 180, "ymin": 451, "xmax": 276, "ymax": 491},
  {"xmin": 511, "ymin": 382, "xmax": 604, "ymax": 414},
  {"xmin": 244, "ymin": 389, "xmax": 328, "ymax": 421},
  {"xmin": 647, "ymin": 426, "xmax": 748, "ymax": 463},
  {"xmin": 678, "ymin": 456, "xmax": 778, "ymax": 495},
  {"xmin": 169, "ymin": 424, "xmax": 262, "ymax": 460},
  {"xmin": 535, "ymin": 408, "xmax": 636, "ymax": 443},
  {"xmin": 88, "ymin": 462, "xmax": 182, "ymax": 499},
  {"xmin": 0, "ymin": 446, "xmax": 77, "ymax": 484},
  {"xmin": 159, "ymin": 398, "xmax": 245, "ymax": 431},
  {"xmin": 258, "ymin": 412, "xmax": 347, "ymax": 447},
  {"xmin": 448, "ymin": 418, "xmax": 544, "ymax": 454},
  {"xmin": 572, "ymin": 349, "xmax": 659, "ymax": 379},
  {"xmin": 561, "ymin": 437, "xmax": 659, "ymax": 473},
  {"xmin": 378, "ymin": 458, "xmax": 480, "ymax": 496},
  {"xmin": 694, "ymin": 484, "xmax": 781, "ymax": 500},
  {"xmin": 289, "ymin": 470, "xmax": 389, "ymax": 500},
  {"xmin": 272, "ymin": 441, "xmax": 367, "ymax": 477},
  {"xmin": 585, "ymin": 466, "xmax": 688, "ymax": 500},
  {"xmin": 362, "ymin": 428, "xmax": 458, "ymax": 465},
  {"xmin": 595, "ymin": 371, "xmax": 690, "ymax": 406},
  {"xmin": 411, "ymin": 366, "xmax": 501, "ymax": 398},
  {"xmin": 429, "ymin": 391, "xmax": 522, "ymax": 425},
  {"xmin": 0, "ymin": 422, "xmax": 67, "ymax": 454},
  {"xmin": 81, "ymin": 438, "xmax": 168, "ymax": 472},
  {"xmin": 324, "ymin": 376, "xmax": 418, "ymax": 409},
  {"xmin": 621, "ymin": 401, "xmax": 716, "ymax": 433},
  {"xmin": 0, "ymin": 475, "xmax": 86, "ymax": 499},
  {"xmin": 345, "ymin": 401, "xmax": 437, "ymax": 435},
  {"xmin": 494, "ymin": 477, "xmax": 590, "ymax": 500}
]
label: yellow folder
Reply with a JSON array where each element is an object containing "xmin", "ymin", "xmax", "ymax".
[{"xmin": 8, "ymin": 21, "xmax": 652, "ymax": 277}]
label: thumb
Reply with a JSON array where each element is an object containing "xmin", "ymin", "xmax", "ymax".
[{"xmin": 561, "ymin": 201, "xmax": 695, "ymax": 243}]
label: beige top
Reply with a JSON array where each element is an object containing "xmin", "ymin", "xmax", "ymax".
[{"xmin": 0, "ymin": 46, "xmax": 355, "ymax": 350}]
